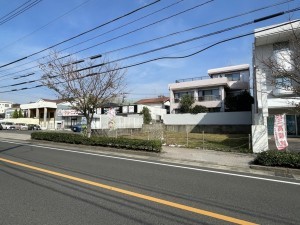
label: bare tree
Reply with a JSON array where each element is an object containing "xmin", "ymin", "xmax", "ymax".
[
  {"xmin": 261, "ymin": 24, "xmax": 300, "ymax": 109},
  {"xmin": 39, "ymin": 51, "xmax": 126, "ymax": 137}
]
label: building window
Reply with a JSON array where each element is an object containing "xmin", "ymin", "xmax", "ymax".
[
  {"xmin": 275, "ymin": 77, "xmax": 292, "ymax": 90},
  {"xmin": 225, "ymin": 73, "xmax": 240, "ymax": 81},
  {"xmin": 199, "ymin": 89, "xmax": 220, "ymax": 101},
  {"xmin": 273, "ymin": 41, "xmax": 293, "ymax": 71},
  {"xmin": 174, "ymin": 91, "xmax": 194, "ymax": 103},
  {"xmin": 4, "ymin": 104, "xmax": 9, "ymax": 107}
]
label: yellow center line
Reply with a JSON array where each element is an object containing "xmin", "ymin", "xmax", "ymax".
[{"xmin": 0, "ymin": 157, "xmax": 258, "ymax": 225}]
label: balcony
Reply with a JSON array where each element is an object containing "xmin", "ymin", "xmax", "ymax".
[
  {"xmin": 175, "ymin": 76, "xmax": 210, "ymax": 83},
  {"xmin": 198, "ymin": 95, "xmax": 221, "ymax": 102}
]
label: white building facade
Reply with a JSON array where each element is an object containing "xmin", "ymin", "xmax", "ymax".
[
  {"xmin": 252, "ymin": 20, "xmax": 300, "ymax": 152},
  {"xmin": 169, "ymin": 64, "xmax": 250, "ymax": 114},
  {"xmin": 0, "ymin": 101, "xmax": 13, "ymax": 115}
]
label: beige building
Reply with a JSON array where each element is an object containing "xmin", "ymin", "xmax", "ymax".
[
  {"xmin": 169, "ymin": 64, "xmax": 250, "ymax": 114},
  {"xmin": 20, "ymin": 99, "xmax": 63, "ymax": 129}
]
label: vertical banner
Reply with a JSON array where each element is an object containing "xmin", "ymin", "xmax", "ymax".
[
  {"xmin": 274, "ymin": 114, "xmax": 288, "ymax": 150},
  {"xmin": 107, "ymin": 108, "xmax": 116, "ymax": 130}
]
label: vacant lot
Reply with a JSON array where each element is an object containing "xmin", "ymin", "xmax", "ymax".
[{"xmin": 121, "ymin": 131, "xmax": 251, "ymax": 153}]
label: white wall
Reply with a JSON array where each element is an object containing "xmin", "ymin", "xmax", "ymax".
[
  {"xmin": 93, "ymin": 115, "xmax": 143, "ymax": 129},
  {"xmin": 162, "ymin": 112, "xmax": 252, "ymax": 125},
  {"xmin": 137, "ymin": 105, "xmax": 166, "ymax": 121}
]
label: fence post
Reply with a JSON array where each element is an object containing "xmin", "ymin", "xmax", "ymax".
[
  {"xmin": 148, "ymin": 131, "xmax": 150, "ymax": 140},
  {"xmin": 186, "ymin": 126, "xmax": 189, "ymax": 147},
  {"xmin": 165, "ymin": 130, "xmax": 167, "ymax": 145},
  {"xmin": 202, "ymin": 131, "xmax": 205, "ymax": 150},
  {"xmin": 248, "ymin": 134, "xmax": 251, "ymax": 150},
  {"xmin": 116, "ymin": 129, "xmax": 118, "ymax": 138}
]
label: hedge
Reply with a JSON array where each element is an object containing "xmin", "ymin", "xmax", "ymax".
[
  {"xmin": 253, "ymin": 150, "xmax": 300, "ymax": 169},
  {"xmin": 31, "ymin": 132, "xmax": 162, "ymax": 152}
]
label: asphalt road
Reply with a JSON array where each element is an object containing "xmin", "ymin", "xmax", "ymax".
[{"xmin": 1, "ymin": 140, "xmax": 300, "ymax": 225}]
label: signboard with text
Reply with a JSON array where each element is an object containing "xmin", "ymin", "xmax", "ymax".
[
  {"xmin": 57, "ymin": 109, "xmax": 80, "ymax": 117},
  {"xmin": 274, "ymin": 114, "xmax": 288, "ymax": 150}
]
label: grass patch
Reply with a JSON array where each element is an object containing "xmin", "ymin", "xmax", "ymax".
[{"xmin": 121, "ymin": 131, "xmax": 251, "ymax": 153}]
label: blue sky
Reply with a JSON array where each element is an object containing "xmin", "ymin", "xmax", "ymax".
[{"xmin": 0, "ymin": 0, "xmax": 299, "ymax": 104}]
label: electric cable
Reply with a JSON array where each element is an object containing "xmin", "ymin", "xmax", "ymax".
[
  {"xmin": 0, "ymin": 0, "xmax": 186, "ymax": 74},
  {"xmin": 0, "ymin": 0, "xmax": 92, "ymax": 52},
  {"xmin": 0, "ymin": 7, "xmax": 298, "ymax": 89},
  {"xmin": 0, "ymin": 0, "xmax": 161, "ymax": 69},
  {"xmin": 0, "ymin": 0, "xmax": 42, "ymax": 26},
  {"xmin": 0, "ymin": 0, "xmax": 32, "ymax": 21},
  {"xmin": 0, "ymin": 0, "xmax": 291, "ymax": 80}
]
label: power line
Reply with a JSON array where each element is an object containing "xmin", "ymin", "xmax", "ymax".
[
  {"xmin": 0, "ymin": 0, "xmax": 32, "ymax": 21},
  {"xmin": 1, "ymin": 14, "xmax": 298, "ymax": 92},
  {"xmin": 0, "ymin": 0, "xmax": 161, "ymax": 69},
  {"xmin": 0, "ymin": 0, "xmax": 291, "ymax": 79},
  {"xmin": 0, "ymin": 18, "xmax": 288, "ymax": 93},
  {"xmin": 0, "ymin": 0, "xmax": 186, "ymax": 74},
  {"xmin": 0, "ymin": 0, "xmax": 42, "ymax": 26},
  {"xmin": 0, "ymin": 0, "xmax": 92, "ymax": 52},
  {"xmin": 0, "ymin": 0, "xmax": 212, "ymax": 80}
]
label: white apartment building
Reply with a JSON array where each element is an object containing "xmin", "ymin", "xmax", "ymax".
[
  {"xmin": 0, "ymin": 101, "xmax": 13, "ymax": 114},
  {"xmin": 252, "ymin": 20, "xmax": 300, "ymax": 152},
  {"xmin": 169, "ymin": 64, "xmax": 250, "ymax": 114}
]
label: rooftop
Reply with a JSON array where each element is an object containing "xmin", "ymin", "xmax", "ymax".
[
  {"xmin": 254, "ymin": 20, "xmax": 300, "ymax": 46},
  {"xmin": 135, "ymin": 97, "xmax": 169, "ymax": 104},
  {"xmin": 208, "ymin": 64, "xmax": 250, "ymax": 76}
]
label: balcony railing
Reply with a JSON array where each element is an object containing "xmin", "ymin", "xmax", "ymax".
[
  {"xmin": 175, "ymin": 76, "xmax": 210, "ymax": 83},
  {"xmin": 174, "ymin": 95, "xmax": 220, "ymax": 103},
  {"xmin": 198, "ymin": 95, "xmax": 221, "ymax": 102}
]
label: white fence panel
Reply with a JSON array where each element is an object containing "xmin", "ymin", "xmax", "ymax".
[
  {"xmin": 98, "ymin": 115, "xmax": 143, "ymax": 129},
  {"xmin": 162, "ymin": 112, "xmax": 252, "ymax": 125}
]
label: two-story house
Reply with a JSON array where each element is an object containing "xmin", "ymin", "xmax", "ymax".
[
  {"xmin": 253, "ymin": 20, "xmax": 300, "ymax": 140},
  {"xmin": 252, "ymin": 20, "xmax": 300, "ymax": 152},
  {"xmin": 169, "ymin": 64, "xmax": 250, "ymax": 114}
]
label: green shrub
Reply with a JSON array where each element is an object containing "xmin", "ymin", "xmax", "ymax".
[
  {"xmin": 31, "ymin": 132, "xmax": 161, "ymax": 152},
  {"xmin": 253, "ymin": 150, "xmax": 300, "ymax": 169}
]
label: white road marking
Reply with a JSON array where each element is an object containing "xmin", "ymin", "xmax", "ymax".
[{"xmin": 1, "ymin": 139, "xmax": 300, "ymax": 186}]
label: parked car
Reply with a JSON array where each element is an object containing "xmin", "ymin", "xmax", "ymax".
[
  {"xmin": 15, "ymin": 123, "xmax": 28, "ymax": 130},
  {"xmin": 71, "ymin": 124, "xmax": 85, "ymax": 132},
  {"xmin": 1, "ymin": 122, "xmax": 15, "ymax": 130},
  {"xmin": 28, "ymin": 124, "xmax": 41, "ymax": 130}
]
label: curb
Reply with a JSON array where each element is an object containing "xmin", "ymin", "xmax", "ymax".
[{"xmin": 250, "ymin": 165, "xmax": 300, "ymax": 176}]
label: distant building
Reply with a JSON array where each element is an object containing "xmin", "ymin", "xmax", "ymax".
[
  {"xmin": 4, "ymin": 104, "xmax": 21, "ymax": 119},
  {"xmin": 135, "ymin": 96, "xmax": 170, "ymax": 114},
  {"xmin": 20, "ymin": 99, "xmax": 64, "ymax": 129},
  {"xmin": 0, "ymin": 101, "xmax": 13, "ymax": 117},
  {"xmin": 169, "ymin": 64, "xmax": 250, "ymax": 114}
]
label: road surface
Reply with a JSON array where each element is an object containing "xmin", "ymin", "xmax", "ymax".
[{"xmin": 1, "ymin": 140, "xmax": 299, "ymax": 225}]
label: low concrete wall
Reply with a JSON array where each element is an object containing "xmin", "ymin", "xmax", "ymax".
[
  {"xmin": 163, "ymin": 112, "xmax": 252, "ymax": 125},
  {"xmin": 165, "ymin": 125, "xmax": 251, "ymax": 134},
  {"xmin": 161, "ymin": 112, "xmax": 252, "ymax": 134}
]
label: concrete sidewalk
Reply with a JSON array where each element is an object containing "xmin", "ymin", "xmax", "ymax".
[{"xmin": 0, "ymin": 131, "xmax": 299, "ymax": 178}]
